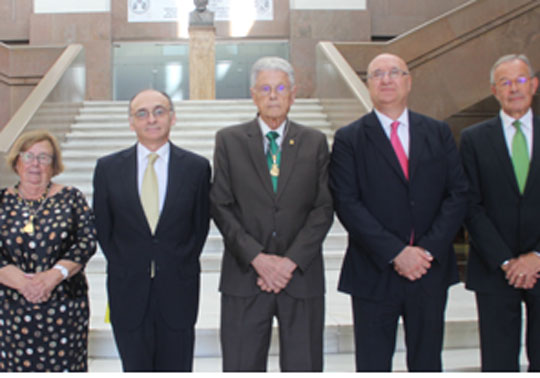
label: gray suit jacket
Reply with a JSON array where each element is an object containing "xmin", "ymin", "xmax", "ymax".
[{"xmin": 210, "ymin": 118, "xmax": 333, "ymax": 298}]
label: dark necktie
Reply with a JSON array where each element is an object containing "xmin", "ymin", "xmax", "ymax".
[{"xmin": 266, "ymin": 131, "xmax": 280, "ymax": 192}]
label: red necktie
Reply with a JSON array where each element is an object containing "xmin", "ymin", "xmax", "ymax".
[{"xmin": 390, "ymin": 121, "xmax": 408, "ymax": 179}]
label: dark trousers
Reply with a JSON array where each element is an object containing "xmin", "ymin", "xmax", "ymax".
[
  {"xmin": 476, "ymin": 290, "xmax": 540, "ymax": 372},
  {"xmin": 221, "ymin": 291, "xmax": 324, "ymax": 372},
  {"xmin": 111, "ymin": 283, "xmax": 195, "ymax": 372},
  {"xmin": 351, "ymin": 273, "xmax": 448, "ymax": 372}
]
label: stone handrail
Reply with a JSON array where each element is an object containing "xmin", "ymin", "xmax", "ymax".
[
  {"xmin": 0, "ymin": 44, "xmax": 85, "ymax": 153},
  {"xmin": 315, "ymin": 42, "xmax": 372, "ymax": 131}
]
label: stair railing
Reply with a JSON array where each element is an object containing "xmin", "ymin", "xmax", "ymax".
[{"xmin": 0, "ymin": 44, "xmax": 85, "ymax": 187}]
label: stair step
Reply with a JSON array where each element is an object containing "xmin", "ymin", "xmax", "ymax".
[{"xmin": 86, "ymin": 269, "xmax": 481, "ymax": 359}]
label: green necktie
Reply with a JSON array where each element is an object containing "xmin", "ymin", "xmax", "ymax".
[
  {"xmin": 511, "ymin": 120, "xmax": 529, "ymax": 194},
  {"xmin": 141, "ymin": 152, "xmax": 159, "ymax": 233},
  {"xmin": 266, "ymin": 131, "xmax": 280, "ymax": 192}
]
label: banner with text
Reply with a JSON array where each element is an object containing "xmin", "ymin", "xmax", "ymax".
[{"xmin": 128, "ymin": 0, "xmax": 273, "ymax": 23}]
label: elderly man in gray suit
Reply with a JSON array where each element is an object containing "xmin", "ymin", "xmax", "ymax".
[{"xmin": 210, "ymin": 56, "xmax": 333, "ymax": 372}]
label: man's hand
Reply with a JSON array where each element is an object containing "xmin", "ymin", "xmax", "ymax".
[
  {"xmin": 252, "ymin": 253, "xmax": 297, "ymax": 293},
  {"xmin": 393, "ymin": 246, "xmax": 433, "ymax": 281},
  {"xmin": 502, "ymin": 252, "xmax": 540, "ymax": 289}
]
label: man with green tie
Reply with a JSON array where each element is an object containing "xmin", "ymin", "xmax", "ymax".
[
  {"xmin": 210, "ymin": 56, "xmax": 333, "ymax": 371},
  {"xmin": 460, "ymin": 54, "xmax": 540, "ymax": 371}
]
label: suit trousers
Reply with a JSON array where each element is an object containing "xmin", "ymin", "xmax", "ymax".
[
  {"xmin": 351, "ymin": 272, "xmax": 448, "ymax": 372},
  {"xmin": 221, "ymin": 291, "xmax": 324, "ymax": 372},
  {"xmin": 476, "ymin": 290, "xmax": 540, "ymax": 372},
  {"xmin": 111, "ymin": 281, "xmax": 195, "ymax": 372}
]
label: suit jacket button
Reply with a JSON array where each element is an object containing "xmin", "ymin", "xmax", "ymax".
[{"xmin": 272, "ymin": 231, "xmax": 277, "ymax": 237}]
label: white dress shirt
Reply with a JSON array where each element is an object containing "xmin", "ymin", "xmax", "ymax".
[
  {"xmin": 500, "ymin": 108, "xmax": 534, "ymax": 159},
  {"xmin": 258, "ymin": 117, "xmax": 287, "ymax": 154},
  {"xmin": 137, "ymin": 142, "xmax": 170, "ymax": 214},
  {"xmin": 374, "ymin": 108, "xmax": 410, "ymax": 157}
]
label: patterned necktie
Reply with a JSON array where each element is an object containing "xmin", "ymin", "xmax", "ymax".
[
  {"xmin": 511, "ymin": 120, "xmax": 529, "ymax": 194},
  {"xmin": 390, "ymin": 121, "xmax": 409, "ymax": 179},
  {"xmin": 266, "ymin": 131, "xmax": 280, "ymax": 192},
  {"xmin": 141, "ymin": 152, "xmax": 159, "ymax": 233}
]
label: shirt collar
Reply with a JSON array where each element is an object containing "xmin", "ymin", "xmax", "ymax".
[
  {"xmin": 500, "ymin": 108, "xmax": 533, "ymax": 132},
  {"xmin": 137, "ymin": 142, "xmax": 170, "ymax": 164},
  {"xmin": 258, "ymin": 117, "xmax": 288, "ymax": 139},
  {"xmin": 374, "ymin": 108, "xmax": 409, "ymax": 133}
]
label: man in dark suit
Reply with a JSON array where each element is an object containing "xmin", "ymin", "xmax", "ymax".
[
  {"xmin": 92, "ymin": 89, "xmax": 210, "ymax": 371},
  {"xmin": 329, "ymin": 53, "xmax": 468, "ymax": 371},
  {"xmin": 210, "ymin": 56, "xmax": 333, "ymax": 371},
  {"xmin": 460, "ymin": 54, "xmax": 540, "ymax": 371}
]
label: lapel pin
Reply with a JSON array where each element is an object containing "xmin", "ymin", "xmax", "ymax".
[{"xmin": 289, "ymin": 139, "xmax": 295, "ymax": 146}]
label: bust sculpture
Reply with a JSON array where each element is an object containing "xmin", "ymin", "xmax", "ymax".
[{"xmin": 189, "ymin": 0, "xmax": 214, "ymax": 26}]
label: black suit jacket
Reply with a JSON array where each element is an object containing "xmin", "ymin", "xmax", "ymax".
[
  {"xmin": 210, "ymin": 119, "xmax": 334, "ymax": 298},
  {"xmin": 460, "ymin": 114, "xmax": 540, "ymax": 295},
  {"xmin": 93, "ymin": 142, "xmax": 210, "ymax": 330},
  {"xmin": 330, "ymin": 110, "xmax": 468, "ymax": 301}
]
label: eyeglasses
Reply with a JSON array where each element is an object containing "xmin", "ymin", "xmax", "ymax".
[
  {"xmin": 496, "ymin": 76, "xmax": 530, "ymax": 88},
  {"xmin": 367, "ymin": 68, "xmax": 409, "ymax": 81},
  {"xmin": 132, "ymin": 106, "xmax": 171, "ymax": 120},
  {"xmin": 255, "ymin": 84, "xmax": 290, "ymax": 97},
  {"xmin": 19, "ymin": 152, "xmax": 53, "ymax": 165}
]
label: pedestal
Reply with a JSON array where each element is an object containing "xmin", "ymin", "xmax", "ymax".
[{"xmin": 189, "ymin": 26, "xmax": 216, "ymax": 100}]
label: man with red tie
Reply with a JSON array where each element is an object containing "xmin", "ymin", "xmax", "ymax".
[{"xmin": 329, "ymin": 53, "xmax": 468, "ymax": 371}]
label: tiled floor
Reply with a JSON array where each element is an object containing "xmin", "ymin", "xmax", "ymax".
[{"xmin": 88, "ymin": 349, "xmax": 487, "ymax": 372}]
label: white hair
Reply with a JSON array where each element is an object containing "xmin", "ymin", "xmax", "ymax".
[{"xmin": 250, "ymin": 56, "xmax": 295, "ymax": 88}]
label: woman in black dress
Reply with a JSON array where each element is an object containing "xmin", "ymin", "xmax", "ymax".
[{"xmin": 0, "ymin": 130, "xmax": 96, "ymax": 371}]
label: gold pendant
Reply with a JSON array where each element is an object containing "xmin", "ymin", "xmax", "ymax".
[
  {"xmin": 22, "ymin": 215, "xmax": 34, "ymax": 234},
  {"xmin": 270, "ymin": 163, "xmax": 280, "ymax": 177}
]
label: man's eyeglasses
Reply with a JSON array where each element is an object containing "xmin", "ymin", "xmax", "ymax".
[
  {"xmin": 256, "ymin": 84, "xmax": 290, "ymax": 96},
  {"xmin": 367, "ymin": 68, "xmax": 409, "ymax": 81},
  {"xmin": 496, "ymin": 76, "xmax": 530, "ymax": 88},
  {"xmin": 19, "ymin": 152, "xmax": 53, "ymax": 166},
  {"xmin": 132, "ymin": 106, "xmax": 171, "ymax": 120}
]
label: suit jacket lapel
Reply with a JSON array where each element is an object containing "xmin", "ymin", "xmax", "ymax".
[
  {"xmin": 276, "ymin": 120, "xmax": 299, "ymax": 199},
  {"xmin": 524, "ymin": 115, "xmax": 540, "ymax": 195},
  {"xmin": 155, "ymin": 142, "xmax": 183, "ymax": 234},
  {"xmin": 122, "ymin": 145, "xmax": 150, "ymax": 233},
  {"xmin": 408, "ymin": 112, "xmax": 428, "ymax": 181},
  {"xmin": 487, "ymin": 117, "xmax": 520, "ymax": 193},
  {"xmin": 246, "ymin": 120, "xmax": 275, "ymax": 197},
  {"xmin": 365, "ymin": 111, "xmax": 408, "ymax": 184}
]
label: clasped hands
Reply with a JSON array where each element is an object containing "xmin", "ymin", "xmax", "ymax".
[
  {"xmin": 251, "ymin": 253, "xmax": 297, "ymax": 294},
  {"xmin": 393, "ymin": 246, "xmax": 433, "ymax": 281},
  {"xmin": 18, "ymin": 269, "xmax": 63, "ymax": 304},
  {"xmin": 501, "ymin": 252, "xmax": 540, "ymax": 290}
]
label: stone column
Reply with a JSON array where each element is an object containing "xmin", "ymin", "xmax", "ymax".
[{"xmin": 189, "ymin": 26, "xmax": 216, "ymax": 100}]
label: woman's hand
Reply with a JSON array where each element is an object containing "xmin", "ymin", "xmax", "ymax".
[{"xmin": 21, "ymin": 270, "xmax": 64, "ymax": 303}]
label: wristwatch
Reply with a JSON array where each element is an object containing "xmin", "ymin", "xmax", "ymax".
[{"xmin": 53, "ymin": 264, "xmax": 69, "ymax": 280}]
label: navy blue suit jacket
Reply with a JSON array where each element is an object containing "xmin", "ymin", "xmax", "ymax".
[
  {"xmin": 93, "ymin": 142, "xmax": 210, "ymax": 330},
  {"xmin": 460, "ymin": 114, "xmax": 540, "ymax": 295},
  {"xmin": 330, "ymin": 110, "xmax": 468, "ymax": 301}
]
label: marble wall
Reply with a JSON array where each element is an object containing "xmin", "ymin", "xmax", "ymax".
[{"xmin": 0, "ymin": 0, "xmax": 480, "ymax": 101}]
